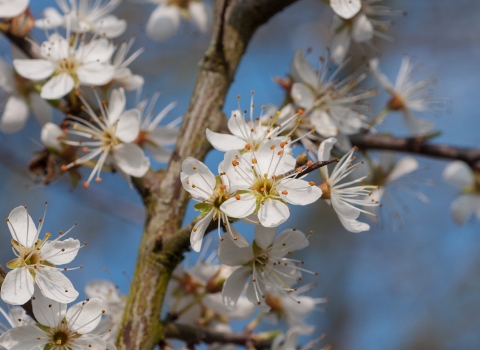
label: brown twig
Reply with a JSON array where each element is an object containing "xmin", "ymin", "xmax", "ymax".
[{"xmin": 163, "ymin": 322, "xmax": 273, "ymax": 349}]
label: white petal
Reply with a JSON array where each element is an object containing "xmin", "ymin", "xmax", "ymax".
[
  {"xmin": 331, "ymin": 192, "xmax": 360, "ymax": 220},
  {"xmin": 1, "ymin": 268, "xmax": 34, "ymax": 305},
  {"xmin": 369, "ymin": 58, "xmax": 395, "ymax": 92},
  {"xmin": 329, "ymin": 105, "xmax": 363, "ymax": 135},
  {"xmin": 0, "ymin": 58, "xmax": 15, "ymax": 91},
  {"xmin": 180, "ymin": 157, "xmax": 216, "ymax": 198},
  {"xmin": 13, "ymin": 59, "xmax": 55, "ymax": 80},
  {"xmin": 41, "ymin": 238, "xmax": 80, "ymax": 265},
  {"xmin": 338, "ymin": 215, "xmax": 370, "ymax": 232},
  {"xmin": 0, "ymin": 0, "xmax": 29, "ymax": 18},
  {"xmin": 253, "ymin": 225, "xmax": 277, "ymax": 251},
  {"xmin": 451, "ymin": 194, "xmax": 480, "ymax": 225},
  {"xmin": 148, "ymin": 127, "xmax": 179, "ymax": 146},
  {"xmin": 331, "ymin": 28, "xmax": 351, "ymax": 65},
  {"xmin": 85, "ymin": 280, "xmax": 119, "ymax": 301},
  {"xmin": 330, "ymin": 0, "xmax": 361, "ymax": 19},
  {"xmin": 311, "ymin": 109, "xmax": 338, "ymax": 138},
  {"xmin": 386, "ymin": 157, "xmax": 418, "ymax": 183},
  {"xmin": 67, "ymin": 298, "xmax": 104, "ymax": 334},
  {"xmin": 71, "ymin": 336, "xmax": 107, "ymax": 350},
  {"xmin": 222, "ymin": 266, "xmax": 251, "ymax": 310},
  {"xmin": 220, "ymin": 194, "xmax": 257, "ymax": 219},
  {"xmin": 41, "ymin": 122, "xmax": 64, "ymax": 151},
  {"xmin": 443, "ymin": 161, "xmax": 475, "ymax": 190},
  {"xmin": 28, "ymin": 92, "xmax": 52, "ymax": 125},
  {"xmin": 0, "ymin": 95, "xmax": 29, "ymax": 133},
  {"xmin": 317, "ymin": 137, "xmax": 337, "ymax": 179},
  {"xmin": 203, "ymin": 293, "xmax": 254, "ymax": 319},
  {"xmin": 258, "ymin": 199, "xmax": 289, "ymax": 227},
  {"xmin": 35, "ymin": 7, "xmax": 64, "ymax": 29},
  {"xmin": 40, "ymin": 73, "xmax": 75, "ymax": 100},
  {"xmin": 42, "ymin": 34, "xmax": 70, "ymax": 61},
  {"xmin": 144, "ymin": 143, "xmax": 172, "ymax": 163},
  {"xmin": 290, "ymin": 50, "xmax": 317, "ymax": 87},
  {"xmin": 278, "ymin": 178, "xmax": 322, "ymax": 205},
  {"xmin": 190, "ymin": 210, "xmax": 214, "ymax": 252},
  {"xmin": 7, "ymin": 206, "xmax": 37, "ymax": 247},
  {"xmin": 402, "ymin": 108, "xmax": 434, "ymax": 136},
  {"xmin": 112, "ymin": 143, "xmax": 150, "ymax": 178},
  {"xmin": 146, "ymin": 5, "xmax": 181, "ymax": 41},
  {"xmin": 77, "ymin": 63, "xmax": 115, "ymax": 86},
  {"xmin": 206, "ymin": 129, "xmax": 247, "ymax": 152},
  {"xmin": 115, "ymin": 109, "xmax": 141, "ymax": 143},
  {"xmin": 76, "ymin": 38, "xmax": 115, "ymax": 63},
  {"xmin": 93, "ymin": 15, "xmax": 127, "ymax": 38},
  {"xmin": 255, "ymin": 140, "xmax": 285, "ymax": 177},
  {"xmin": 352, "ymin": 13, "xmax": 374, "ymax": 42},
  {"xmin": 189, "ymin": 2, "xmax": 211, "ymax": 33},
  {"xmin": 283, "ymin": 296, "xmax": 316, "ymax": 319},
  {"xmin": 245, "ymin": 279, "xmax": 270, "ymax": 312},
  {"xmin": 270, "ymin": 229, "xmax": 309, "ymax": 256},
  {"xmin": 32, "ymin": 287, "xmax": 66, "ymax": 327},
  {"xmin": 0, "ymin": 325, "xmax": 47, "ymax": 349},
  {"xmin": 291, "ymin": 83, "xmax": 315, "ymax": 109},
  {"xmin": 218, "ymin": 233, "xmax": 254, "ymax": 266},
  {"xmin": 35, "ymin": 266, "xmax": 79, "ymax": 303},
  {"xmin": 108, "ymin": 88, "xmax": 126, "ymax": 124}
]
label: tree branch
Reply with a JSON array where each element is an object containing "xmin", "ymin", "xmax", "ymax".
[
  {"xmin": 163, "ymin": 322, "xmax": 273, "ymax": 349},
  {"xmin": 350, "ymin": 133, "xmax": 480, "ymax": 171},
  {"xmin": 117, "ymin": 1, "xmax": 300, "ymax": 349}
]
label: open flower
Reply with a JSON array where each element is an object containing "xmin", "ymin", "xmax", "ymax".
[
  {"xmin": 219, "ymin": 226, "xmax": 312, "ymax": 311},
  {"xmin": 0, "ymin": 289, "xmax": 114, "ymax": 350},
  {"xmin": 317, "ymin": 138, "xmax": 378, "ymax": 232},
  {"xmin": 181, "ymin": 157, "xmax": 249, "ymax": 251},
  {"xmin": 61, "ymin": 88, "xmax": 150, "ymax": 188},
  {"xmin": 0, "ymin": 58, "xmax": 51, "ymax": 133},
  {"xmin": 330, "ymin": 0, "xmax": 403, "ymax": 64},
  {"xmin": 1, "ymin": 205, "xmax": 81, "ymax": 305},
  {"xmin": 219, "ymin": 140, "xmax": 322, "ymax": 227},
  {"xmin": 35, "ymin": 0, "xmax": 126, "ymax": 38},
  {"xmin": 290, "ymin": 50, "xmax": 375, "ymax": 140},
  {"xmin": 146, "ymin": 0, "xmax": 211, "ymax": 41},
  {"xmin": 443, "ymin": 161, "xmax": 480, "ymax": 225},
  {"xmin": 135, "ymin": 91, "xmax": 179, "ymax": 163},
  {"xmin": 206, "ymin": 98, "xmax": 298, "ymax": 154},
  {"xmin": 369, "ymin": 57, "xmax": 441, "ymax": 135},
  {"xmin": 0, "ymin": 0, "xmax": 29, "ymax": 18},
  {"xmin": 110, "ymin": 38, "xmax": 145, "ymax": 91},
  {"xmin": 13, "ymin": 32, "xmax": 115, "ymax": 99}
]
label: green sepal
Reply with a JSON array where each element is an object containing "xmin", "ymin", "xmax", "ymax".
[
  {"xmin": 193, "ymin": 203, "xmax": 212, "ymax": 213},
  {"xmin": 6, "ymin": 258, "xmax": 23, "ymax": 269}
]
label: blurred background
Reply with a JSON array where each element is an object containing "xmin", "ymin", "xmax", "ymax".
[{"xmin": 1, "ymin": 0, "xmax": 480, "ymax": 349}]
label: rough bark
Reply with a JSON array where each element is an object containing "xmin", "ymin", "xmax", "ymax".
[{"xmin": 115, "ymin": 1, "xmax": 299, "ymax": 349}]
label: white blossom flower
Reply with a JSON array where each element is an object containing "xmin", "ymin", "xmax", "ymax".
[
  {"xmin": 13, "ymin": 31, "xmax": 115, "ymax": 100},
  {"xmin": 110, "ymin": 38, "xmax": 145, "ymax": 91},
  {"xmin": 61, "ymin": 88, "xmax": 150, "ymax": 188},
  {"xmin": 0, "ymin": 289, "xmax": 115, "ymax": 350},
  {"xmin": 35, "ymin": 0, "xmax": 126, "ymax": 38},
  {"xmin": 181, "ymin": 157, "xmax": 249, "ymax": 251},
  {"xmin": 146, "ymin": 0, "xmax": 212, "ymax": 41},
  {"xmin": 219, "ymin": 226, "xmax": 313, "ymax": 311},
  {"xmin": 330, "ymin": 0, "xmax": 361, "ymax": 19},
  {"xmin": 0, "ymin": 0, "xmax": 29, "ymax": 18},
  {"xmin": 206, "ymin": 97, "xmax": 298, "ymax": 153},
  {"xmin": 330, "ymin": 0, "xmax": 403, "ymax": 64},
  {"xmin": 271, "ymin": 326, "xmax": 316, "ymax": 350},
  {"xmin": 317, "ymin": 138, "xmax": 378, "ymax": 232},
  {"xmin": 135, "ymin": 91, "xmax": 179, "ymax": 163},
  {"xmin": 369, "ymin": 57, "xmax": 441, "ymax": 136},
  {"xmin": 0, "ymin": 58, "xmax": 51, "ymax": 133},
  {"xmin": 264, "ymin": 286, "xmax": 326, "ymax": 328},
  {"xmin": 1, "ymin": 205, "xmax": 81, "ymax": 305},
  {"xmin": 219, "ymin": 140, "xmax": 322, "ymax": 227},
  {"xmin": 85, "ymin": 280, "xmax": 125, "ymax": 342},
  {"xmin": 290, "ymin": 50, "xmax": 375, "ymax": 140},
  {"xmin": 443, "ymin": 161, "xmax": 480, "ymax": 225}
]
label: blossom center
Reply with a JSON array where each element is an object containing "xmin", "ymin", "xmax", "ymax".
[
  {"xmin": 101, "ymin": 128, "xmax": 119, "ymax": 148},
  {"xmin": 387, "ymin": 93, "xmax": 405, "ymax": 111},
  {"xmin": 56, "ymin": 57, "xmax": 80, "ymax": 76},
  {"xmin": 265, "ymin": 295, "xmax": 283, "ymax": 313},
  {"xmin": 252, "ymin": 178, "xmax": 278, "ymax": 197}
]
